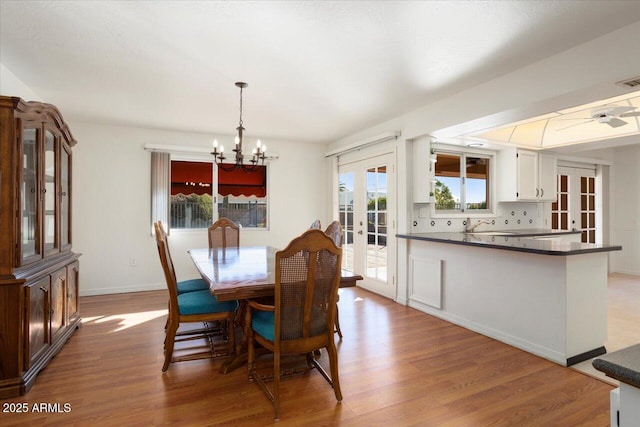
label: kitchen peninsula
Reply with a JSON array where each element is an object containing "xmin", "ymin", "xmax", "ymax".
[{"xmin": 397, "ymin": 231, "xmax": 622, "ymax": 366}]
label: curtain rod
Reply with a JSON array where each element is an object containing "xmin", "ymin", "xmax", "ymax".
[{"xmin": 325, "ymin": 131, "xmax": 400, "ymax": 157}]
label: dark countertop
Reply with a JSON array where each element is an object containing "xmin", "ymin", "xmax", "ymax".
[
  {"xmin": 593, "ymin": 344, "xmax": 640, "ymax": 388},
  {"xmin": 396, "ymin": 232, "xmax": 622, "ymax": 256}
]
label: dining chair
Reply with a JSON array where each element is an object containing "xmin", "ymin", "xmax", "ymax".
[
  {"xmin": 208, "ymin": 217, "xmax": 240, "ymax": 249},
  {"xmin": 154, "ymin": 222, "xmax": 239, "ymax": 372},
  {"xmin": 246, "ymin": 229, "xmax": 343, "ymax": 420},
  {"xmin": 324, "ymin": 220, "xmax": 344, "ymax": 338},
  {"xmin": 309, "ymin": 219, "xmax": 321, "ymax": 229},
  {"xmin": 156, "ymin": 221, "xmax": 210, "ymax": 295}
]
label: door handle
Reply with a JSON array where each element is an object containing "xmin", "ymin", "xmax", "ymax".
[{"xmin": 357, "ymin": 230, "xmax": 363, "ymax": 235}]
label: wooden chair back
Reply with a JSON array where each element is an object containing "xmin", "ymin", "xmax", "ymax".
[
  {"xmin": 274, "ymin": 229, "xmax": 342, "ymax": 350},
  {"xmin": 208, "ymin": 217, "xmax": 240, "ymax": 249},
  {"xmin": 324, "ymin": 220, "xmax": 343, "ymax": 248},
  {"xmin": 153, "ymin": 221, "xmax": 179, "ymax": 321}
]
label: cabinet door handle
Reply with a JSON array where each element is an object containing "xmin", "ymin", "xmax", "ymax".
[
  {"xmin": 39, "ymin": 286, "xmax": 48, "ymax": 293},
  {"xmin": 540, "ymin": 188, "xmax": 544, "ymax": 197},
  {"xmin": 536, "ymin": 188, "xmax": 539, "ymax": 197}
]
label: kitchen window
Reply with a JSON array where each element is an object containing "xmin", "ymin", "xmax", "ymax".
[{"xmin": 433, "ymin": 150, "xmax": 491, "ymax": 214}]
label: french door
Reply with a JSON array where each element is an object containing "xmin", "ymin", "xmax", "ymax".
[
  {"xmin": 554, "ymin": 165, "xmax": 598, "ymax": 243},
  {"xmin": 338, "ymin": 153, "xmax": 396, "ymax": 299}
]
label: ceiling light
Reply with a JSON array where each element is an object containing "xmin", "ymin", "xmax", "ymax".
[
  {"xmin": 467, "ymin": 143, "xmax": 484, "ymax": 147},
  {"xmin": 211, "ymin": 82, "xmax": 267, "ymax": 172}
]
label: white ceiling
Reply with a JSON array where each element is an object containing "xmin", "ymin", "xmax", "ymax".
[{"xmin": 1, "ymin": 1, "xmax": 640, "ymax": 144}]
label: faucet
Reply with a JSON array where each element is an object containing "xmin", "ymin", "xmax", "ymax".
[{"xmin": 465, "ymin": 217, "xmax": 492, "ymax": 233}]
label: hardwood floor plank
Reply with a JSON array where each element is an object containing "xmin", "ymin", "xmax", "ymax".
[{"xmin": 0, "ymin": 287, "xmax": 612, "ymax": 426}]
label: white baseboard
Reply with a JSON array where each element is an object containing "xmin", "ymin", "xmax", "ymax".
[
  {"xmin": 408, "ymin": 298, "xmax": 566, "ymax": 366},
  {"xmin": 79, "ymin": 283, "xmax": 165, "ymax": 297}
]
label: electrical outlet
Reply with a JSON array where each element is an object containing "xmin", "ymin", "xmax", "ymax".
[{"xmin": 130, "ymin": 257, "xmax": 138, "ymax": 267}]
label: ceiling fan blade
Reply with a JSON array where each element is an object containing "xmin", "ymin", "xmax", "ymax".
[
  {"xmin": 607, "ymin": 106, "xmax": 635, "ymax": 117},
  {"xmin": 555, "ymin": 117, "xmax": 593, "ymax": 121},
  {"xmin": 556, "ymin": 119, "xmax": 594, "ymax": 131},
  {"xmin": 619, "ymin": 111, "xmax": 640, "ymax": 118},
  {"xmin": 606, "ymin": 118, "xmax": 628, "ymax": 128}
]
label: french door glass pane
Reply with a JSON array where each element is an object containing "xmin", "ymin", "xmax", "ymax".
[
  {"xmin": 366, "ymin": 166, "xmax": 387, "ymax": 282},
  {"xmin": 338, "ymin": 172, "xmax": 354, "ymax": 272}
]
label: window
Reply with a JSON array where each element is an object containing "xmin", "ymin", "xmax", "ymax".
[
  {"xmin": 434, "ymin": 151, "xmax": 490, "ymax": 213},
  {"xmin": 170, "ymin": 160, "xmax": 213, "ymax": 229},
  {"xmin": 151, "ymin": 153, "xmax": 268, "ymax": 231}
]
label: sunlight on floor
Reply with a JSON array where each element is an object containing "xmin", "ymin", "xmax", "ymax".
[{"xmin": 83, "ymin": 309, "xmax": 167, "ymax": 332}]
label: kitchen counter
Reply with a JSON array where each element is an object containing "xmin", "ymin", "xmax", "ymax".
[
  {"xmin": 398, "ymin": 231, "xmax": 621, "ymax": 366},
  {"xmin": 592, "ymin": 345, "xmax": 640, "ymax": 426},
  {"xmin": 396, "ymin": 231, "xmax": 621, "ymax": 256},
  {"xmin": 593, "ymin": 344, "xmax": 640, "ymax": 389}
]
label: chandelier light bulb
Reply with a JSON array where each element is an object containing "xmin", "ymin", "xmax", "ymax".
[
  {"xmin": 235, "ymin": 135, "xmax": 240, "ymax": 145},
  {"xmin": 261, "ymin": 144, "xmax": 266, "ymax": 153},
  {"xmin": 213, "ymin": 139, "xmax": 218, "ymax": 148},
  {"xmin": 256, "ymin": 139, "xmax": 262, "ymax": 148},
  {"xmin": 220, "ymin": 145, "xmax": 225, "ymax": 153}
]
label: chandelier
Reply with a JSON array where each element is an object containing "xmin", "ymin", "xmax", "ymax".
[{"xmin": 211, "ymin": 82, "xmax": 266, "ymax": 172}]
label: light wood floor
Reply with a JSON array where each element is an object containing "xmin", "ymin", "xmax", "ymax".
[
  {"xmin": 572, "ymin": 273, "xmax": 640, "ymax": 384},
  {"xmin": 2, "ymin": 287, "xmax": 613, "ymax": 426}
]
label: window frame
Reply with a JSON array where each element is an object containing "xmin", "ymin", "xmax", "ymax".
[
  {"xmin": 153, "ymin": 151, "xmax": 270, "ymax": 233},
  {"xmin": 431, "ymin": 145, "xmax": 495, "ymax": 218}
]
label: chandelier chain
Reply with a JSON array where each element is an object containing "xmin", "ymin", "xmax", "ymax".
[
  {"xmin": 238, "ymin": 85, "xmax": 243, "ymax": 128},
  {"xmin": 211, "ymin": 81, "xmax": 267, "ymax": 172}
]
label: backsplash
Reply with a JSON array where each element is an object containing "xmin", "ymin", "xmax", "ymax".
[{"xmin": 411, "ymin": 202, "xmax": 552, "ymax": 233}]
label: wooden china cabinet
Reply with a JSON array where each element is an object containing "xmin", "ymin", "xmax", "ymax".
[{"xmin": 0, "ymin": 96, "xmax": 81, "ymax": 397}]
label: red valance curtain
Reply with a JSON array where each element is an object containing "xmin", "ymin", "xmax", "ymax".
[
  {"xmin": 170, "ymin": 161, "xmax": 266, "ymax": 198},
  {"xmin": 218, "ymin": 165, "xmax": 267, "ymax": 198},
  {"xmin": 170, "ymin": 161, "xmax": 213, "ymax": 196}
]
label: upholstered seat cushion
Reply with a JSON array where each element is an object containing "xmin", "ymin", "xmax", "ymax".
[
  {"xmin": 251, "ymin": 310, "xmax": 275, "ymax": 342},
  {"xmin": 176, "ymin": 278, "xmax": 210, "ymax": 294},
  {"xmin": 177, "ymin": 290, "xmax": 238, "ymax": 315}
]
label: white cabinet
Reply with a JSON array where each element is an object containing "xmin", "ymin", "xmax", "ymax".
[
  {"xmin": 537, "ymin": 153, "xmax": 557, "ymax": 201},
  {"xmin": 497, "ymin": 148, "xmax": 557, "ymax": 202},
  {"xmin": 412, "ymin": 138, "xmax": 433, "ymax": 203}
]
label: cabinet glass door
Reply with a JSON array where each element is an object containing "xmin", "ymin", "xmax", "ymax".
[
  {"xmin": 60, "ymin": 144, "xmax": 71, "ymax": 249},
  {"xmin": 21, "ymin": 127, "xmax": 40, "ymax": 263},
  {"xmin": 44, "ymin": 130, "xmax": 57, "ymax": 255}
]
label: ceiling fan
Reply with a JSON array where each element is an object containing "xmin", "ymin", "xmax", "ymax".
[{"xmin": 556, "ymin": 105, "xmax": 640, "ymax": 131}]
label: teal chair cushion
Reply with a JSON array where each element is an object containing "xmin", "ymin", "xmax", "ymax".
[
  {"xmin": 176, "ymin": 278, "xmax": 209, "ymax": 294},
  {"xmin": 177, "ymin": 290, "xmax": 238, "ymax": 315},
  {"xmin": 251, "ymin": 310, "xmax": 275, "ymax": 342}
]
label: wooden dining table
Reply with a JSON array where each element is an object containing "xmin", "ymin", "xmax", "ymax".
[{"xmin": 189, "ymin": 245, "xmax": 362, "ymax": 373}]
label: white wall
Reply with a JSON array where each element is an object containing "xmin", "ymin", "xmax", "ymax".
[
  {"xmin": 610, "ymin": 144, "xmax": 640, "ymax": 275},
  {"xmin": 0, "ymin": 63, "xmax": 40, "ymax": 100},
  {"xmin": 70, "ymin": 121, "xmax": 330, "ymax": 296}
]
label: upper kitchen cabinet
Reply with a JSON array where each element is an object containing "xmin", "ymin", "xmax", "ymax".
[
  {"xmin": 497, "ymin": 148, "xmax": 557, "ymax": 202},
  {"xmin": 412, "ymin": 138, "xmax": 434, "ymax": 203},
  {"xmin": 0, "ymin": 96, "xmax": 81, "ymax": 397}
]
